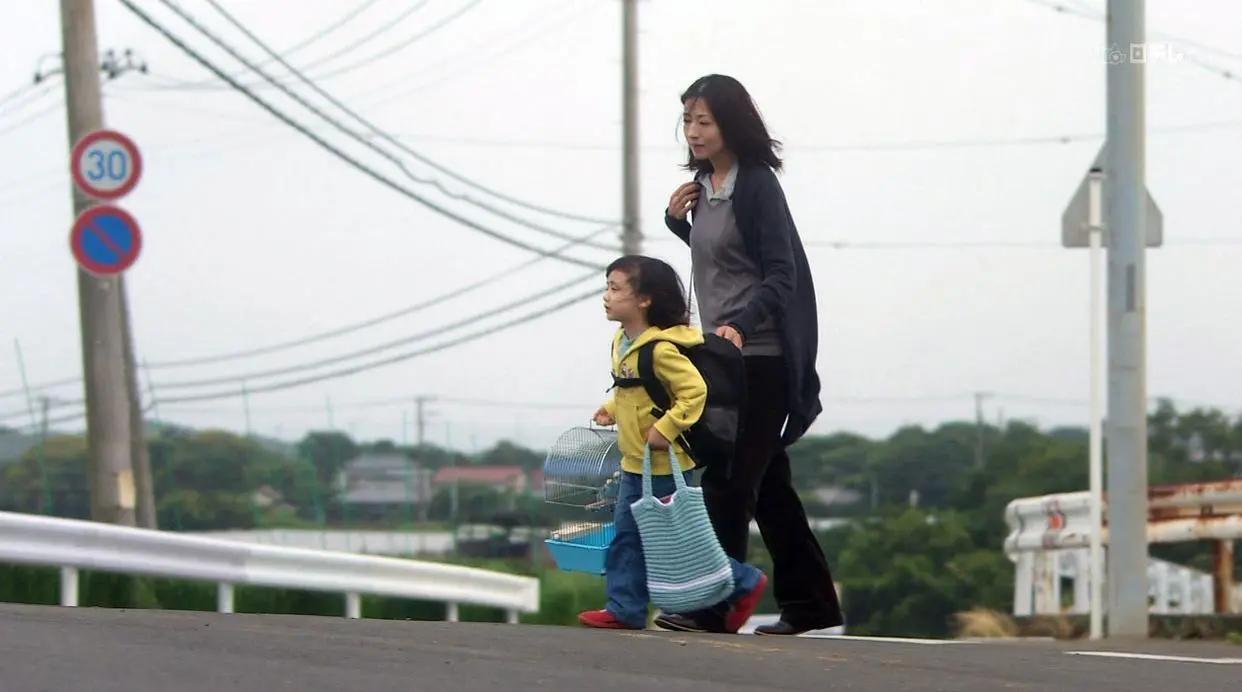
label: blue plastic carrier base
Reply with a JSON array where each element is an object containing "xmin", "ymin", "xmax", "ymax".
[{"xmin": 545, "ymin": 523, "xmax": 617, "ymax": 575}]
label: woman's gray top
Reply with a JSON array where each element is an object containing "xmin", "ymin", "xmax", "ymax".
[{"xmin": 690, "ymin": 165, "xmax": 783, "ymax": 357}]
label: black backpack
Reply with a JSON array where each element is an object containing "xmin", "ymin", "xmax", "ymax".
[{"xmin": 612, "ymin": 333, "xmax": 745, "ymax": 468}]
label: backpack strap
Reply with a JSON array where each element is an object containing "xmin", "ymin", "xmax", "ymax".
[{"xmin": 636, "ymin": 342, "xmax": 672, "ymax": 413}]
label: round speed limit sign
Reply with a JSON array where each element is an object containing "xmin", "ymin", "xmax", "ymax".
[{"xmin": 70, "ymin": 129, "xmax": 143, "ymax": 200}]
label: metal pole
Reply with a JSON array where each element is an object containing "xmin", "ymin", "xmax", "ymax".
[
  {"xmin": 39, "ymin": 398, "xmax": 52, "ymax": 515},
  {"xmin": 1087, "ymin": 168, "xmax": 1105, "ymax": 640},
  {"xmin": 14, "ymin": 341, "xmax": 51, "ymax": 514},
  {"xmin": 1104, "ymin": 0, "xmax": 1150, "ymax": 638},
  {"xmin": 142, "ymin": 358, "xmax": 161, "ymax": 424},
  {"xmin": 60, "ymin": 0, "xmax": 136, "ymax": 526},
  {"xmin": 14, "ymin": 340, "xmax": 38, "ymax": 430},
  {"xmin": 973, "ymin": 392, "xmax": 990, "ymax": 469},
  {"xmin": 60, "ymin": 566, "xmax": 79, "ymax": 607},
  {"xmin": 620, "ymin": 0, "xmax": 641, "ymax": 255},
  {"xmin": 242, "ymin": 380, "xmax": 252, "ymax": 437}
]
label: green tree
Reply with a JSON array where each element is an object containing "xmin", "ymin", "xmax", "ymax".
[
  {"xmin": 296, "ymin": 431, "xmax": 358, "ymax": 491},
  {"xmin": 154, "ymin": 430, "xmax": 289, "ymax": 530},
  {"xmin": 0, "ymin": 434, "xmax": 90, "ymax": 518},
  {"xmin": 837, "ymin": 510, "xmax": 1011, "ymax": 637}
]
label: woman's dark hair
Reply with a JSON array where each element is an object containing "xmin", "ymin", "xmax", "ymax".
[
  {"xmin": 680, "ymin": 74, "xmax": 783, "ymax": 175},
  {"xmin": 606, "ymin": 255, "xmax": 690, "ymax": 329}
]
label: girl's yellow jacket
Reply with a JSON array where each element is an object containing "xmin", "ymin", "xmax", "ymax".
[{"xmin": 602, "ymin": 325, "xmax": 705, "ymax": 475}]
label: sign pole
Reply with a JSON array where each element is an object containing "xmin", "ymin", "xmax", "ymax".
[{"xmin": 1087, "ymin": 169, "xmax": 1105, "ymax": 641}]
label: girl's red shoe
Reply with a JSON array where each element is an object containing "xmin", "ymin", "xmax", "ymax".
[{"xmin": 578, "ymin": 609, "xmax": 641, "ymax": 629}]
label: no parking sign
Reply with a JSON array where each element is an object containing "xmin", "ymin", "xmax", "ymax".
[{"xmin": 68, "ymin": 129, "xmax": 143, "ymax": 275}]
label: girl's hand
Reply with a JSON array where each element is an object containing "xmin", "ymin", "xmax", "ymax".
[
  {"xmin": 593, "ymin": 406, "xmax": 615, "ymax": 426},
  {"xmin": 715, "ymin": 325, "xmax": 744, "ymax": 350},
  {"xmin": 667, "ymin": 182, "xmax": 700, "ymax": 221},
  {"xmin": 647, "ymin": 427, "xmax": 671, "ymax": 451}
]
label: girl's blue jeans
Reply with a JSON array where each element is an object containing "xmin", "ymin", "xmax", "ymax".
[{"xmin": 604, "ymin": 470, "xmax": 762, "ymax": 628}]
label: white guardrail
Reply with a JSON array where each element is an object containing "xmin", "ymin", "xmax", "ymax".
[
  {"xmin": 0, "ymin": 511, "xmax": 539, "ymax": 622},
  {"xmin": 1004, "ymin": 481, "xmax": 1242, "ymax": 617}
]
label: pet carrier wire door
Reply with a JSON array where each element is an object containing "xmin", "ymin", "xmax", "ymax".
[{"xmin": 543, "ymin": 426, "xmax": 623, "ymax": 574}]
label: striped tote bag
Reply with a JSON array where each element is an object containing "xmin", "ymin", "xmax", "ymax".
[{"xmin": 631, "ymin": 446, "xmax": 734, "ymax": 613}]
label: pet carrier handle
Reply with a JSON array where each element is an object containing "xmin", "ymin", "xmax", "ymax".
[{"xmin": 640, "ymin": 445, "xmax": 690, "ymax": 500}]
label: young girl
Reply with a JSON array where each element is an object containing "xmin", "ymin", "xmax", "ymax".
[{"xmin": 577, "ymin": 255, "xmax": 767, "ymax": 632}]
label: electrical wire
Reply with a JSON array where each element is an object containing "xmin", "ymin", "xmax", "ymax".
[
  {"xmin": 199, "ymin": 0, "xmax": 618, "ymax": 229},
  {"xmin": 119, "ymin": 0, "xmax": 607, "ymax": 269},
  {"xmin": 155, "ymin": 286, "xmax": 601, "ymax": 405},
  {"xmin": 145, "ymin": 224, "xmax": 616, "ymax": 369},
  {"xmin": 153, "ymin": 269, "xmax": 598, "ymax": 389}
]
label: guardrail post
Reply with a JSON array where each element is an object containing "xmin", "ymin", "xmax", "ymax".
[
  {"xmin": 60, "ymin": 567, "xmax": 78, "ymax": 607},
  {"xmin": 1013, "ymin": 552, "xmax": 1034, "ymax": 616},
  {"xmin": 217, "ymin": 583, "xmax": 234, "ymax": 614},
  {"xmin": 345, "ymin": 592, "xmax": 361, "ymax": 619},
  {"xmin": 1071, "ymin": 549, "xmax": 1090, "ymax": 614},
  {"xmin": 446, "ymin": 602, "xmax": 459, "ymax": 623},
  {"xmin": 1152, "ymin": 561, "xmax": 1169, "ymax": 614},
  {"xmin": 506, "ymin": 609, "xmax": 519, "ymax": 625},
  {"xmin": 1214, "ymin": 539, "xmax": 1235, "ymax": 614}
]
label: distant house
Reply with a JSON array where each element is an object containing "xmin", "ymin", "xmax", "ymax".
[
  {"xmin": 337, "ymin": 452, "xmax": 434, "ymax": 519},
  {"xmin": 251, "ymin": 485, "xmax": 290, "ymax": 510},
  {"xmin": 433, "ymin": 466, "xmax": 528, "ymax": 494},
  {"xmin": 813, "ymin": 486, "xmax": 863, "ymax": 508}
]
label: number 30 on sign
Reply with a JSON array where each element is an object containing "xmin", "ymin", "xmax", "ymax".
[{"xmin": 70, "ymin": 130, "xmax": 143, "ymax": 201}]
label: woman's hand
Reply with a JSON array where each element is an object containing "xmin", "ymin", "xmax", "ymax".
[
  {"xmin": 593, "ymin": 406, "xmax": 615, "ymax": 427},
  {"xmin": 667, "ymin": 181, "xmax": 700, "ymax": 221},
  {"xmin": 715, "ymin": 325, "xmax": 745, "ymax": 350},
  {"xmin": 646, "ymin": 427, "xmax": 671, "ymax": 451}
]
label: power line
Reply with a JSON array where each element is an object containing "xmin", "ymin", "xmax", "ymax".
[
  {"xmin": 1019, "ymin": 0, "xmax": 1242, "ymax": 86},
  {"xmin": 147, "ymin": 1, "xmax": 436, "ymax": 90},
  {"xmin": 648, "ymin": 237, "xmax": 1242, "ymax": 250},
  {"xmin": 360, "ymin": 0, "xmax": 595, "ymax": 107},
  {"xmin": 119, "ymin": 0, "xmax": 606, "ymax": 269},
  {"xmin": 0, "ymin": 82, "xmax": 37, "ymax": 110},
  {"xmin": 199, "ymin": 0, "xmax": 618, "ymax": 230},
  {"xmin": 0, "ymin": 376, "xmax": 82, "ymax": 401},
  {"xmin": 1026, "ymin": 0, "xmax": 1242, "ymax": 62},
  {"xmin": 369, "ymin": 117, "xmax": 1240, "ymax": 154},
  {"xmin": 155, "ymin": 286, "xmax": 601, "ymax": 405},
  {"xmin": 161, "ymin": 0, "xmax": 618, "ymax": 247},
  {"xmin": 153, "ymin": 269, "xmax": 598, "ymax": 390},
  {"xmin": 146, "ymin": 224, "xmax": 615, "ymax": 369},
  {"xmin": 0, "ymin": 99, "xmax": 63, "ymax": 138},
  {"xmin": 296, "ymin": 0, "xmax": 461, "ymax": 80},
  {"xmin": 168, "ymin": 0, "xmax": 388, "ymax": 89}
]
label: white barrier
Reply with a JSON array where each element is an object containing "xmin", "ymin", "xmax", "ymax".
[
  {"xmin": 191, "ymin": 529, "xmax": 456, "ymax": 556},
  {"xmin": 1004, "ymin": 482, "xmax": 1242, "ymax": 617},
  {"xmin": 0, "ymin": 511, "xmax": 538, "ymax": 622},
  {"xmin": 1004, "ymin": 491, "xmax": 1242, "ymax": 553}
]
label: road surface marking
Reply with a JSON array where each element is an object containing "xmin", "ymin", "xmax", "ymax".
[{"xmin": 1066, "ymin": 651, "xmax": 1242, "ymax": 665}]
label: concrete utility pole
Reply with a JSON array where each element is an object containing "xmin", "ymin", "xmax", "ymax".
[
  {"xmin": 620, "ymin": 0, "xmax": 641, "ymax": 255},
  {"xmin": 415, "ymin": 396, "xmax": 435, "ymax": 447},
  {"xmin": 1104, "ymin": 0, "xmax": 1151, "ymax": 638},
  {"xmin": 60, "ymin": 0, "xmax": 136, "ymax": 526},
  {"xmin": 973, "ymin": 392, "xmax": 992, "ymax": 470}
]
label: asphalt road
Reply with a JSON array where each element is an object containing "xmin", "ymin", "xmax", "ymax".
[{"xmin": 2, "ymin": 604, "xmax": 1239, "ymax": 691}]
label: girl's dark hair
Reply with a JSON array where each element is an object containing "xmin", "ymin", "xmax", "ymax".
[
  {"xmin": 680, "ymin": 74, "xmax": 783, "ymax": 175},
  {"xmin": 606, "ymin": 255, "xmax": 690, "ymax": 329}
]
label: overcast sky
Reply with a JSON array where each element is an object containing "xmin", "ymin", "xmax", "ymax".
[{"xmin": 2, "ymin": 0, "xmax": 1240, "ymax": 452}]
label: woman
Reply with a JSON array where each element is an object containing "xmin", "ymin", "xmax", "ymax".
[{"xmin": 654, "ymin": 75, "xmax": 843, "ymax": 636}]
